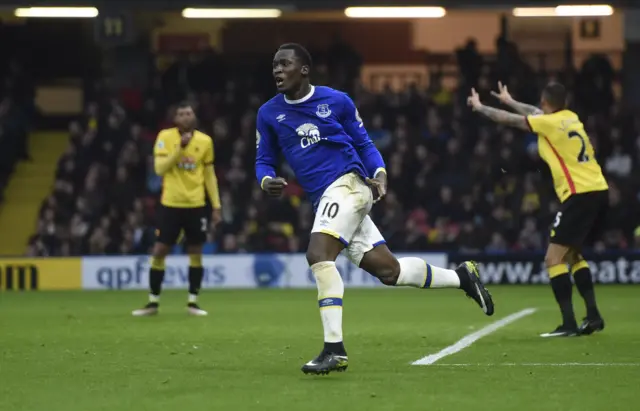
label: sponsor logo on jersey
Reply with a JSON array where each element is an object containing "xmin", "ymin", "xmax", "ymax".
[
  {"xmin": 316, "ymin": 104, "xmax": 332, "ymax": 118},
  {"xmin": 177, "ymin": 156, "xmax": 197, "ymax": 170},
  {"xmin": 276, "ymin": 114, "xmax": 286, "ymax": 122},
  {"xmin": 296, "ymin": 123, "xmax": 326, "ymax": 148}
]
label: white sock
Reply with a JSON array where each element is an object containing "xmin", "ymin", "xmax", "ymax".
[
  {"xmin": 149, "ymin": 294, "xmax": 160, "ymax": 303},
  {"xmin": 311, "ymin": 261, "xmax": 344, "ymax": 343},
  {"xmin": 396, "ymin": 257, "xmax": 461, "ymax": 288},
  {"xmin": 188, "ymin": 294, "xmax": 197, "ymax": 303}
]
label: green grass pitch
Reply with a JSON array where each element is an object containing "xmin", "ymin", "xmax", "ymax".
[{"xmin": 2, "ymin": 286, "xmax": 639, "ymax": 411}]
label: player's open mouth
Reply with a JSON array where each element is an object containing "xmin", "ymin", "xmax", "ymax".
[{"xmin": 275, "ymin": 77, "xmax": 284, "ymax": 87}]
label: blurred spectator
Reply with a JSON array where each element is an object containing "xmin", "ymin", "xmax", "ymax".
[
  {"xmin": 456, "ymin": 39, "xmax": 483, "ymax": 91},
  {"xmin": 486, "ymin": 232, "xmax": 508, "ymax": 253},
  {"xmin": 515, "ymin": 217, "xmax": 543, "ymax": 251},
  {"xmin": 368, "ymin": 114, "xmax": 392, "ymax": 150},
  {"xmin": 604, "ymin": 144, "xmax": 632, "ymax": 178},
  {"xmin": 111, "ymin": 167, "xmax": 137, "ymax": 212}
]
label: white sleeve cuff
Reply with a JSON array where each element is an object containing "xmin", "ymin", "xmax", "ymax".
[{"xmin": 260, "ymin": 176, "xmax": 273, "ymax": 190}]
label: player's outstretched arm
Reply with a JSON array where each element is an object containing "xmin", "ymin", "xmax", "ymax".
[
  {"xmin": 491, "ymin": 81, "xmax": 543, "ymax": 116},
  {"xmin": 474, "ymin": 105, "xmax": 531, "ymax": 131},
  {"xmin": 467, "ymin": 88, "xmax": 530, "ymax": 131},
  {"xmin": 502, "ymin": 99, "xmax": 542, "ymax": 116}
]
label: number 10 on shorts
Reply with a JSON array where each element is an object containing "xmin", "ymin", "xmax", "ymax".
[{"xmin": 322, "ymin": 202, "xmax": 340, "ymax": 219}]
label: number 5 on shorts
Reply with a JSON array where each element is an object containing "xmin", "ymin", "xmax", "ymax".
[
  {"xmin": 201, "ymin": 217, "xmax": 207, "ymax": 232},
  {"xmin": 553, "ymin": 212, "xmax": 563, "ymax": 228}
]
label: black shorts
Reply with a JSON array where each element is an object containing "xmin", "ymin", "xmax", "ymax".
[
  {"xmin": 156, "ymin": 205, "xmax": 208, "ymax": 246},
  {"xmin": 550, "ymin": 190, "xmax": 609, "ymax": 249}
]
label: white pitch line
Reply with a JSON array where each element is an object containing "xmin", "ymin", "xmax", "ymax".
[
  {"xmin": 412, "ymin": 308, "xmax": 537, "ymax": 366},
  {"xmin": 432, "ymin": 363, "xmax": 640, "ymax": 367}
]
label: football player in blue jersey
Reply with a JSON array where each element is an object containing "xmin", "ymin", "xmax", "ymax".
[{"xmin": 255, "ymin": 43, "xmax": 495, "ymax": 375}]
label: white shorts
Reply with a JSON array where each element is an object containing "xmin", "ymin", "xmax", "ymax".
[{"xmin": 311, "ymin": 173, "xmax": 386, "ymax": 266}]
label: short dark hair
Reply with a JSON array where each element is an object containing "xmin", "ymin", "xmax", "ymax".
[
  {"xmin": 278, "ymin": 43, "xmax": 312, "ymax": 68},
  {"xmin": 176, "ymin": 101, "xmax": 193, "ymax": 110},
  {"xmin": 542, "ymin": 82, "xmax": 567, "ymax": 110}
]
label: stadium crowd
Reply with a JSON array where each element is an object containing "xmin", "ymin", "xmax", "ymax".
[{"xmin": 27, "ymin": 43, "xmax": 640, "ymax": 256}]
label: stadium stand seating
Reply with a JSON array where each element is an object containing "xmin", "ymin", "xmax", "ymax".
[
  {"xmin": 0, "ymin": 60, "xmax": 43, "ymax": 255},
  {"xmin": 0, "ymin": 61, "xmax": 33, "ymax": 198},
  {"xmin": 26, "ymin": 43, "xmax": 640, "ymax": 256}
]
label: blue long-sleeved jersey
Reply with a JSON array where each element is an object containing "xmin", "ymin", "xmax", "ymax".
[{"xmin": 255, "ymin": 86, "xmax": 385, "ymax": 206}]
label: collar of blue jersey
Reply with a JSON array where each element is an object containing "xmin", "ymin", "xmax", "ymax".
[{"xmin": 284, "ymin": 85, "xmax": 315, "ymax": 105}]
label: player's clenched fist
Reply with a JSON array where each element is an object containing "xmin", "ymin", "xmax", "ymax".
[
  {"xmin": 262, "ymin": 177, "xmax": 288, "ymax": 197},
  {"xmin": 366, "ymin": 173, "xmax": 387, "ymax": 203}
]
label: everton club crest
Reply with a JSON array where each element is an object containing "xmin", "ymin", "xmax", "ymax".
[{"xmin": 316, "ymin": 104, "xmax": 331, "ymax": 118}]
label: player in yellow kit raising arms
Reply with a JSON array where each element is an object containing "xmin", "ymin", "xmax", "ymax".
[
  {"xmin": 133, "ymin": 102, "xmax": 222, "ymax": 317},
  {"xmin": 468, "ymin": 82, "xmax": 607, "ymax": 337}
]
